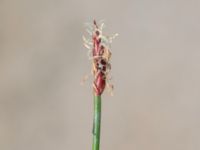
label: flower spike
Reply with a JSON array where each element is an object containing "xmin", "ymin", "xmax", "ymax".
[{"xmin": 83, "ymin": 20, "xmax": 118, "ymax": 96}]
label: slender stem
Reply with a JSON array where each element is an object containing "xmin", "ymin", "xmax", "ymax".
[{"xmin": 92, "ymin": 95, "xmax": 101, "ymax": 150}]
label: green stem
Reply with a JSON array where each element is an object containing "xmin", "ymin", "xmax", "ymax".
[{"xmin": 92, "ymin": 95, "xmax": 101, "ymax": 150}]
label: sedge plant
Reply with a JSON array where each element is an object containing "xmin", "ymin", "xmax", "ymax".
[{"xmin": 82, "ymin": 20, "xmax": 118, "ymax": 150}]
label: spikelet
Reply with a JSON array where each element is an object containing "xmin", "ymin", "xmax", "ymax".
[{"xmin": 82, "ymin": 20, "xmax": 118, "ymax": 96}]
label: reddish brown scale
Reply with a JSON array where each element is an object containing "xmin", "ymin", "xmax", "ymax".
[
  {"xmin": 94, "ymin": 72, "xmax": 106, "ymax": 95},
  {"xmin": 100, "ymin": 59, "xmax": 106, "ymax": 65},
  {"xmin": 93, "ymin": 20, "xmax": 99, "ymax": 29},
  {"xmin": 102, "ymin": 66, "xmax": 106, "ymax": 72},
  {"xmin": 92, "ymin": 34, "xmax": 100, "ymax": 57}
]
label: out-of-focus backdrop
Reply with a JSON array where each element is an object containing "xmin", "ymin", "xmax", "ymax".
[{"xmin": 1, "ymin": 0, "xmax": 200, "ymax": 150}]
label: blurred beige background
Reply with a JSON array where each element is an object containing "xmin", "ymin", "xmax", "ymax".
[{"xmin": 1, "ymin": 0, "xmax": 200, "ymax": 150}]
